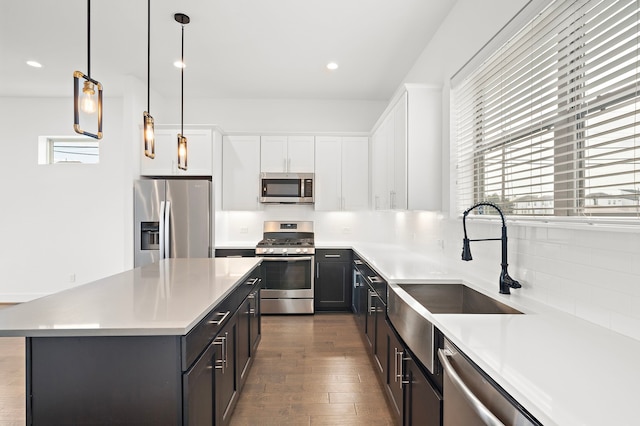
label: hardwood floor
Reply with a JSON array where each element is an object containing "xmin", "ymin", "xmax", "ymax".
[
  {"xmin": 0, "ymin": 336, "xmax": 25, "ymax": 426},
  {"xmin": 230, "ymin": 313, "xmax": 396, "ymax": 426},
  {"xmin": 0, "ymin": 313, "xmax": 394, "ymax": 425}
]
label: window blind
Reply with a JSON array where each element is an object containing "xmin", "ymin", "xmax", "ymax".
[{"xmin": 453, "ymin": 0, "xmax": 640, "ymax": 217}]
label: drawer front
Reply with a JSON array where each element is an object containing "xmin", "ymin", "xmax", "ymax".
[
  {"xmin": 316, "ymin": 249, "xmax": 352, "ymax": 263},
  {"xmin": 182, "ymin": 275, "xmax": 261, "ymax": 370},
  {"xmin": 215, "ymin": 248, "xmax": 256, "ymax": 258}
]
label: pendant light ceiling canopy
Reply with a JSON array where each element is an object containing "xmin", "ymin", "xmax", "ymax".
[
  {"xmin": 175, "ymin": 12, "xmax": 190, "ymax": 171},
  {"xmin": 73, "ymin": 0, "xmax": 103, "ymax": 140}
]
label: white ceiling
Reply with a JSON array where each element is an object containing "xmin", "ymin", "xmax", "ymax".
[{"xmin": 0, "ymin": 0, "xmax": 456, "ymax": 101}]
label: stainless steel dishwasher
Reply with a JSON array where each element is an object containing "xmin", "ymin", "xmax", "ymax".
[{"xmin": 438, "ymin": 338, "xmax": 541, "ymax": 426}]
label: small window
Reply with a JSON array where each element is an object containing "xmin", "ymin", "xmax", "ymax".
[{"xmin": 38, "ymin": 136, "xmax": 100, "ymax": 164}]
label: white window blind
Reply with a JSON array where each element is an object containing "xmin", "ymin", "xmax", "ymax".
[{"xmin": 454, "ymin": 0, "xmax": 640, "ymax": 217}]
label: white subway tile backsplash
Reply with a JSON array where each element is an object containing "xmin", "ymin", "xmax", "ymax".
[
  {"xmin": 610, "ymin": 312, "xmax": 640, "ymax": 341},
  {"xmin": 575, "ymin": 296, "xmax": 612, "ymax": 329}
]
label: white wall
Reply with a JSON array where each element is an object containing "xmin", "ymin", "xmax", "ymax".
[
  {"xmin": 156, "ymin": 97, "xmax": 386, "ymax": 133},
  {"xmin": 0, "ymin": 97, "xmax": 129, "ymax": 301}
]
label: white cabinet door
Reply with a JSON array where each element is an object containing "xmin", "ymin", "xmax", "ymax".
[
  {"xmin": 314, "ymin": 136, "xmax": 342, "ymax": 211},
  {"xmin": 140, "ymin": 128, "xmax": 212, "ymax": 176},
  {"xmin": 341, "ymin": 137, "xmax": 369, "ymax": 210},
  {"xmin": 392, "ymin": 93, "xmax": 408, "ymax": 209},
  {"xmin": 260, "ymin": 136, "xmax": 315, "ymax": 173},
  {"xmin": 222, "ymin": 135, "xmax": 261, "ymax": 210},
  {"xmin": 372, "ymin": 114, "xmax": 393, "ymax": 210},
  {"xmin": 406, "ymin": 86, "xmax": 442, "ymax": 211},
  {"xmin": 315, "ymin": 136, "xmax": 368, "ymax": 211},
  {"xmin": 260, "ymin": 136, "xmax": 288, "ymax": 172},
  {"xmin": 287, "ymin": 136, "xmax": 315, "ymax": 172},
  {"xmin": 370, "ymin": 85, "xmax": 442, "ymax": 211}
]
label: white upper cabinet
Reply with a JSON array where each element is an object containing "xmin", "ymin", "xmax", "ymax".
[
  {"xmin": 315, "ymin": 136, "xmax": 369, "ymax": 211},
  {"xmin": 371, "ymin": 85, "xmax": 442, "ymax": 211},
  {"xmin": 372, "ymin": 113, "xmax": 394, "ymax": 209},
  {"xmin": 260, "ymin": 135, "xmax": 314, "ymax": 173},
  {"xmin": 140, "ymin": 127, "xmax": 213, "ymax": 176},
  {"xmin": 222, "ymin": 135, "xmax": 261, "ymax": 211}
]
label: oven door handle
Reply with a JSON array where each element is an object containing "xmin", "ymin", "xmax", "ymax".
[{"xmin": 260, "ymin": 256, "xmax": 313, "ymax": 262}]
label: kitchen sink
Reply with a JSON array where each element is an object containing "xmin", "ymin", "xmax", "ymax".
[
  {"xmin": 397, "ymin": 283, "xmax": 523, "ymax": 315},
  {"xmin": 388, "ymin": 283, "xmax": 522, "ymax": 374}
]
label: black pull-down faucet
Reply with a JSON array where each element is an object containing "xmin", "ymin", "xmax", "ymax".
[{"xmin": 462, "ymin": 202, "xmax": 521, "ymax": 294}]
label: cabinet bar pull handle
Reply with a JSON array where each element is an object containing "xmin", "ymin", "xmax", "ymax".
[
  {"xmin": 208, "ymin": 311, "xmax": 230, "ymax": 326},
  {"xmin": 245, "ymin": 277, "xmax": 259, "ymax": 286},
  {"xmin": 324, "ymin": 254, "xmax": 341, "ymax": 258},
  {"xmin": 224, "ymin": 331, "xmax": 229, "ymax": 367},
  {"xmin": 368, "ymin": 289, "xmax": 375, "ymax": 315},
  {"xmin": 214, "ymin": 337, "xmax": 225, "ymax": 371}
]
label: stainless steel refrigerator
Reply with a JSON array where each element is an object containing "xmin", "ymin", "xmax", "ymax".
[{"xmin": 134, "ymin": 179, "xmax": 212, "ymax": 268}]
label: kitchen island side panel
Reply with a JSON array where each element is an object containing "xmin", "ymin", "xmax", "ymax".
[{"xmin": 27, "ymin": 335, "xmax": 182, "ymax": 426}]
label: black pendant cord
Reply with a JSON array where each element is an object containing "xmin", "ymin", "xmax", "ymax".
[
  {"xmin": 87, "ymin": 0, "xmax": 91, "ymax": 78},
  {"xmin": 180, "ymin": 23, "xmax": 184, "ymax": 136},
  {"xmin": 147, "ymin": 0, "xmax": 150, "ymax": 112}
]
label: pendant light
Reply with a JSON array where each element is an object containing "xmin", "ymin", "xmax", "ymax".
[
  {"xmin": 143, "ymin": 0, "xmax": 155, "ymax": 158},
  {"xmin": 73, "ymin": 0, "xmax": 103, "ymax": 139},
  {"xmin": 175, "ymin": 13, "xmax": 190, "ymax": 171}
]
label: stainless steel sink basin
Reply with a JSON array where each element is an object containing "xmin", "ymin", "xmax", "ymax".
[
  {"xmin": 397, "ymin": 283, "xmax": 523, "ymax": 315},
  {"xmin": 387, "ymin": 283, "xmax": 523, "ymax": 374}
]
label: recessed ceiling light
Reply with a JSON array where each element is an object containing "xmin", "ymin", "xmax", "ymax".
[
  {"xmin": 326, "ymin": 62, "xmax": 339, "ymax": 71},
  {"xmin": 26, "ymin": 60, "xmax": 43, "ymax": 68},
  {"xmin": 174, "ymin": 60, "xmax": 186, "ymax": 69}
]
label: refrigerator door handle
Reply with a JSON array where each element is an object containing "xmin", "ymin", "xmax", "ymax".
[
  {"xmin": 159, "ymin": 201, "xmax": 166, "ymax": 260},
  {"xmin": 164, "ymin": 201, "xmax": 171, "ymax": 259}
]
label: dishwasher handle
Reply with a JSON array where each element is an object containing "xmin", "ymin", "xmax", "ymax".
[{"xmin": 438, "ymin": 348, "xmax": 505, "ymax": 426}]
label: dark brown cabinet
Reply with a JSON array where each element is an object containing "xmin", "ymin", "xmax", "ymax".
[
  {"xmin": 386, "ymin": 322, "xmax": 404, "ymax": 422},
  {"xmin": 352, "ymin": 255, "xmax": 442, "ymax": 426},
  {"xmin": 372, "ymin": 291, "xmax": 386, "ymax": 373},
  {"xmin": 183, "ymin": 339, "xmax": 216, "ymax": 426},
  {"xmin": 314, "ymin": 249, "xmax": 352, "ymax": 311},
  {"xmin": 403, "ymin": 352, "xmax": 442, "ymax": 426},
  {"xmin": 27, "ymin": 265, "xmax": 262, "ymax": 426},
  {"xmin": 215, "ymin": 315, "xmax": 238, "ymax": 426},
  {"xmin": 238, "ymin": 286, "xmax": 261, "ymax": 385}
]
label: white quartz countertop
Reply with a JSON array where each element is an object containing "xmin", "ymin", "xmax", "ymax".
[
  {"xmin": 0, "ymin": 257, "xmax": 261, "ymax": 337},
  {"xmin": 351, "ymin": 243, "xmax": 640, "ymax": 426}
]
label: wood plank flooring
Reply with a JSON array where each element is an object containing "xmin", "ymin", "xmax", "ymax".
[
  {"xmin": 0, "ymin": 312, "xmax": 394, "ymax": 425},
  {"xmin": 230, "ymin": 313, "xmax": 396, "ymax": 426},
  {"xmin": 0, "ymin": 336, "xmax": 25, "ymax": 426}
]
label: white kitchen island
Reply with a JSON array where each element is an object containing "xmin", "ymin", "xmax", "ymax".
[{"xmin": 0, "ymin": 257, "xmax": 262, "ymax": 425}]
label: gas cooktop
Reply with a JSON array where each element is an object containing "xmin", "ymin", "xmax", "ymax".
[{"xmin": 255, "ymin": 221, "xmax": 315, "ymax": 255}]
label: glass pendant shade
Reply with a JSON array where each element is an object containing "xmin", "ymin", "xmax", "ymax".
[
  {"xmin": 73, "ymin": 70, "xmax": 103, "ymax": 139},
  {"xmin": 177, "ymin": 134, "xmax": 188, "ymax": 170},
  {"xmin": 143, "ymin": 111, "xmax": 155, "ymax": 159}
]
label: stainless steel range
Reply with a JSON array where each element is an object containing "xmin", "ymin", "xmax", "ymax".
[{"xmin": 256, "ymin": 221, "xmax": 315, "ymax": 314}]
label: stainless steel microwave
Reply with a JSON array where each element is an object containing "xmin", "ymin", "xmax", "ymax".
[{"xmin": 259, "ymin": 172, "xmax": 314, "ymax": 204}]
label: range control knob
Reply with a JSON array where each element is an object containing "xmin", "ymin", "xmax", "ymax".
[
  {"xmin": 268, "ymin": 248, "xmax": 274, "ymax": 254},
  {"xmin": 282, "ymin": 248, "xmax": 288, "ymax": 253},
  {"xmin": 296, "ymin": 248, "xmax": 302, "ymax": 253},
  {"xmin": 302, "ymin": 248, "xmax": 308, "ymax": 253}
]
